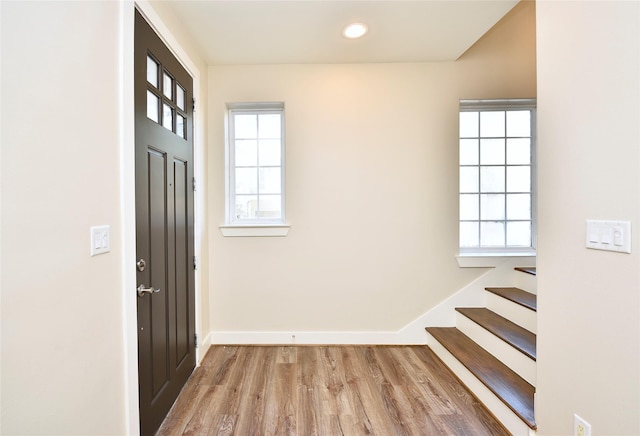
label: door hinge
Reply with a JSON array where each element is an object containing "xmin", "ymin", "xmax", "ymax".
[
  {"xmin": 192, "ymin": 98, "xmax": 196, "ymax": 112},
  {"xmin": 193, "ymin": 255, "xmax": 198, "ymax": 270},
  {"xmin": 194, "ymin": 333, "xmax": 199, "ymax": 348},
  {"xmin": 193, "ymin": 177, "xmax": 197, "ymax": 192}
]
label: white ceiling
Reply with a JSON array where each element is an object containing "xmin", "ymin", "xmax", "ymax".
[{"xmin": 157, "ymin": 0, "xmax": 520, "ymax": 65}]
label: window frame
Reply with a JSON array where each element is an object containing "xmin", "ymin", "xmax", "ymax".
[
  {"xmin": 458, "ymin": 99, "xmax": 537, "ymax": 256},
  {"xmin": 225, "ymin": 102, "xmax": 287, "ymax": 229}
]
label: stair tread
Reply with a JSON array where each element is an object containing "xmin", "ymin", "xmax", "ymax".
[
  {"xmin": 426, "ymin": 327, "xmax": 536, "ymax": 430},
  {"xmin": 456, "ymin": 308, "xmax": 537, "ymax": 360},
  {"xmin": 486, "ymin": 287, "xmax": 537, "ymax": 311},
  {"xmin": 514, "ymin": 267, "xmax": 537, "ymax": 276}
]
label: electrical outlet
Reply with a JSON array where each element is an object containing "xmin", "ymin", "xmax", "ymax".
[{"xmin": 574, "ymin": 414, "xmax": 591, "ymax": 436}]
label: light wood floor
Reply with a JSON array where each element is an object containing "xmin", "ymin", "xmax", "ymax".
[{"xmin": 157, "ymin": 345, "xmax": 509, "ymax": 436}]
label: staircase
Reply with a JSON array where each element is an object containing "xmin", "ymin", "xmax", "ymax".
[{"xmin": 426, "ymin": 267, "xmax": 537, "ymax": 436}]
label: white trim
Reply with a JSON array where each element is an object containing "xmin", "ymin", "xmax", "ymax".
[
  {"xmin": 456, "ymin": 253, "xmax": 536, "ymax": 268},
  {"xmin": 219, "ymin": 224, "xmax": 290, "ymax": 237},
  {"xmin": 211, "ymin": 330, "xmax": 410, "ymax": 345}
]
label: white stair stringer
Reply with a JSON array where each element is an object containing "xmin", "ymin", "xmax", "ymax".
[
  {"xmin": 427, "ymin": 331, "xmax": 536, "ymax": 436},
  {"xmin": 486, "ymin": 291, "xmax": 537, "ymax": 334},
  {"xmin": 456, "ymin": 312, "xmax": 536, "ymax": 386}
]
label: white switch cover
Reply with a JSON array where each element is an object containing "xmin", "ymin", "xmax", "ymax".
[
  {"xmin": 586, "ymin": 220, "xmax": 631, "ymax": 253},
  {"xmin": 90, "ymin": 225, "xmax": 110, "ymax": 256}
]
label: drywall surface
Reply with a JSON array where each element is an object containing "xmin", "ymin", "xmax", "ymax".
[{"xmin": 536, "ymin": 1, "xmax": 640, "ymax": 434}]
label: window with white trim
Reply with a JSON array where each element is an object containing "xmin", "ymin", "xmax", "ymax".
[
  {"xmin": 227, "ymin": 102, "xmax": 285, "ymax": 225},
  {"xmin": 459, "ymin": 99, "xmax": 536, "ymax": 253}
]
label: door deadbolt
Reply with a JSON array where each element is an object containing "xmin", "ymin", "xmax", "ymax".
[{"xmin": 136, "ymin": 258, "xmax": 146, "ymax": 272}]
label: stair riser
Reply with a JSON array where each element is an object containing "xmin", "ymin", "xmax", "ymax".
[
  {"xmin": 486, "ymin": 293, "xmax": 537, "ymax": 334},
  {"xmin": 427, "ymin": 332, "xmax": 534, "ymax": 436},
  {"xmin": 514, "ymin": 271, "xmax": 537, "ymax": 295},
  {"xmin": 456, "ymin": 313, "xmax": 536, "ymax": 387}
]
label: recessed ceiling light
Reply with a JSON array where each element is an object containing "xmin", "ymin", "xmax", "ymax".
[{"xmin": 343, "ymin": 23, "xmax": 368, "ymax": 39}]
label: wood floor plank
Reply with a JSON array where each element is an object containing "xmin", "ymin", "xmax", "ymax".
[{"xmin": 156, "ymin": 345, "xmax": 510, "ymax": 436}]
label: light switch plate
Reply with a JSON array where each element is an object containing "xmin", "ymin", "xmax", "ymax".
[
  {"xmin": 90, "ymin": 225, "xmax": 110, "ymax": 256},
  {"xmin": 586, "ymin": 220, "xmax": 631, "ymax": 253}
]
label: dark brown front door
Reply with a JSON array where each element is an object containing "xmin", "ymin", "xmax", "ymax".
[{"xmin": 134, "ymin": 10, "xmax": 196, "ymax": 435}]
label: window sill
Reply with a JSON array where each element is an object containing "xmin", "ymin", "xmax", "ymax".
[
  {"xmin": 456, "ymin": 251, "xmax": 536, "ymax": 268},
  {"xmin": 219, "ymin": 224, "xmax": 290, "ymax": 237}
]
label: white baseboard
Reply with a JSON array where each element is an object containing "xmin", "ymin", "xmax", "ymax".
[{"xmin": 211, "ymin": 330, "xmax": 410, "ymax": 345}]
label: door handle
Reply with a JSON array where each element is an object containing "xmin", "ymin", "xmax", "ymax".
[{"xmin": 137, "ymin": 284, "xmax": 160, "ymax": 297}]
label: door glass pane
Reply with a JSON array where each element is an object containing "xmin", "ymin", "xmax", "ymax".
[
  {"xmin": 460, "ymin": 139, "xmax": 479, "ymax": 165},
  {"xmin": 235, "ymin": 168, "xmax": 257, "ymax": 194},
  {"xmin": 235, "ymin": 195, "xmax": 257, "ymax": 219},
  {"xmin": 234, "ymin": 114, "xmax": 257, "ymax": 139},
  {"xmin": 507, "ymin": 222, "xmax": 531, "ymax": 246},
  {"xmin": 460, "ymin": 222, "xmax": 479, "ymax": 247},
  {"xmin": 480, "ymin": 167, "xmax": 505, "ymax": 192},
  {"xmin": 459, "ymin": 112, "xmax": 478, "ymax": 138},
  {"xmin": 460, "ymin": 194, "xmax": 479, "ymax": 220},
  {"xmin": 163, "ymin": 103, "xmax": 173, "ymax": 131},
  {"xmin": 177, "ymin": 114, "xmax": 185, "ymax": 139},
  {"xmin": 235, "ymin": 140, "xmax": 258, "ymax": 166},
  {"xmin": 480, "ymin": 139, "xmax": 505, "ymax": 165},
  {"xmin": 460, "ymin": 167, "xmax": 479, "ymax": 193},
  {"xmin": 147, "ymin": 91, "xmax": 159, "ymax": 123},
  {"xmin": 507, "ymin": 194, "xmax": 531, "ymax": 220},
  {"xmin": 258, "ymin": 195, "xmax": 282, "ymax": 219},
  {"xmin": 147, "ymin": 56, "xmax": 158, "ymax": 88},
  {"xmin": 507, "ymin": 138, "xmax": 530, "ymax": 164},
  {"xmin": 480, "ymin": 111, "xmax": 505, "ymax": 137},
  {"xmin": 163, "ymin": 71, "xmax": 173, "ymax": 99},
  {"xmin": 480, "ymin": 194, "xmax": 505, "ymax": 220},
  {"xmin": 507, "ymin": 166, "xmax": 531, "ymax": 192},
  {"xmin": 259, "ymin": 140, "xmax": 281, "ymax": 166},
  {"xmin": 259, "ymin": 168, "xmax": 281, "ymax": 194},
  {"xmin": 507, "ymin": 110, "xmax": 531, "ymax": 137},
  {"xmin": 258, "ymin": 114, "xmax": 281, "ymax": 138},
  {"xmin": 176, "ymin": 85, "xmax": 185, "ymax": 111},
  {"xmin": 481, "ymin": 222, "xmax": 505, "ymax": 246}
]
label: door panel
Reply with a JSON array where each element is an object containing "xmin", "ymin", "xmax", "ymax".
[{"xmin": 135, "ymin": 9, "xmax": 195, "ymax": 436}]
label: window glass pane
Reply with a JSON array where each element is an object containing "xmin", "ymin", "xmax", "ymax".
[
  {"xmin": 507, "ymin": 221, "xmax": 531, "ymax": 246},
  {"xmin": 507, "ymin": 166, "xmax": 531, "ymax": 192},
  {"xmin": 460, "ymin": 222, "xmax": 479, "ymax": 247},
  {"xmin": 163, "ymin": 72, "xmax": 173, "ymax": 99},
  {"xmin": 235, "ymin": 195, "xmax": 257, "ymax": 219},
  {"xmin": 147, "ymin": 91, "xmax": 159, "ymax": 122},
  {"xmin": 163, "ymin": 103, "xmax": 173, "ymax": 131},
  {"xmin": 481, "ymin": 222, "xmax": 505, "ymax": 246},
  {"xmin": 460, "ymin": 167, "xmax": 479, "ymax": 193},
  {"xmin": 460, "ymin": 139, "xmax": 479, "ymax": 165},
  {"xmin": 258, "ymin": 114, "xmax": 281, "ymax": 139},
  {"xmin": 147, "ymin": 56, "xmax": 158, "ymax": 87},
  {"xmin": 460, "ymin": 194, "xmax": 479, "ymax": 220},
  {"xmin": 259, "ymin": 140, "xmax": 281, "ymax": 166},
  {"xmin": 258, "ymin": 195, "xmax": 282, "ymax": 219},
  {"xmin": 480, "ymin": 111, "xmax": 505, "ymax": 137},
  {"xmin": 176, "ymin": 85, "xmax": 185, "ymax": 111},
  {"xmin": 480, "ymin": 139, "xmax": 505, "ymax": 165},
  {"xmin": 259, "ymin": 168, "xmax": 281, "ymax": 194},
  {"xmin": 507, "ymin": 194, "xmax": 531, "ymax": 220},
  {"xmin": 177, "ymin": 115, "xmax": 185, "ymax": 139},
  {"xmin": 480, "ymin": 167, "xmax": 505, "ymax": 192},
  {"xmin": 235, "ymin": 168, "xmax": 257, "ymax": 194},
  {"xmin": 235, "ymin": 140, "xmax": 257, "ymax": 166},
  {"xmin": 507, "ymin": 110, "xmax": 531, "ymax": 137},
  {"xmin": 235, "ymin": 114, "xmax": 257, "ymax": 139},
  {"xmin": 480, "ymin": 194, "xmax": 505, "ymax": 220},
  {"xmin": 507, "ymin": 138, "xmax": 530, "ymax": 165},
  {"xmin": 459, "ymin": 112, "xmax": 479, "ymax": 138}
]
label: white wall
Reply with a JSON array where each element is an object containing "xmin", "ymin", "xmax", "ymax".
[
  {"xmin": 207, "ymin": 2, "xmax": 536, "ymax": 340},
  {"xmin": 536, "ymin": 1, "xmax": 640, "ymax": 435},
  {"xmin": 1, "ymin": 1, "xmax": 126, "ymax": 433}
]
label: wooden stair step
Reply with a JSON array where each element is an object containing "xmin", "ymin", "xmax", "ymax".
[
  {"xmin": 515, "ymin": 267, "xmax": 536, "ymax": 276},
  {"xmin": 426, "ymin": 327, "xmax": 536, "ymax": 430},
  {"xmin": 486, "ymin": 287, "xmax": 537, "ymax": 312},
  {"xmin": 456, "ymin": 308, "xmax": 536, "ymax": 361}
]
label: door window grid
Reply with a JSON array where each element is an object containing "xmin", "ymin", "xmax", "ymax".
[
  {"xmin": 459, "ymin": 102, "xmax": 536, "ymax": 251},
  {"xmin": 146, "ymin": 54, "xmax": 187, "ymax": 139},
  {"xmin": 228, "ymin": 105, "xmax": 285, "ymax": 224}
]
